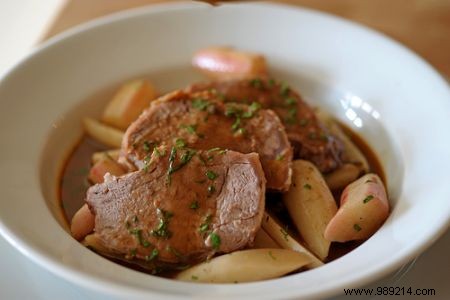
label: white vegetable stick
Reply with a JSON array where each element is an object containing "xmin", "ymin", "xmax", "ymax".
[
  {"xmin": 175, "ymin": 248, "xmax": 310, "ymax": 283},
  {"xmin": 83, "ymin": 117, "xmax": 124, "ymax": 148},
  {"xmin": 283, "ymin": 160, "xmax": 337, "ymax": 260},
  {"xmin": 261, "ymin": 212, "xmax": 323, "ymax": 269}
]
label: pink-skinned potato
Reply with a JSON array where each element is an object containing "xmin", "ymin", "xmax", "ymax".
[
  {"xmin": 192, "ymin": 47, "xmax": 267, "ymax": 80},
  {"xmin": 324, "ymin": 173, "xmax": 389, "ymax": 242},
  {"xmin": 88, "ymin": 157, "xmax": 125, "ymax": 184}
]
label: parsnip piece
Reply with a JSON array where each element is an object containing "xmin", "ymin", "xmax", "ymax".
[
  {"xmin": 325, "ymin": 163, "xmax": 361, "ymax": 191},
  {"xmin": 83, "ymin": 117, "xmax": 124, "ymax": 148},
  {"xmin": 102, "ymin": 80, "xmax": 156, "ymax": 130},
  {"xmin": 175, "ymin": 248, "xmax": 310, "ymax": 283},
  {"xmin": 91, "ymin": 149, "xmax": 121, "ymax": 164},
  {"xmin": 192, "ymin": 47, "xmax": 267, "ymax": 80},
  {"xmin": 283, "ymin": 160, "xmax": 337, "ymax": 260},
  {"xmin": 253, "ymin": 229, "xmax": 280, "ymax": 249},
  {"xmin": 325, "ymin": 174, "xmax": 389, "ymax": 242},
  {"xmin": 261, "ymin": 212, "xmax": 323, "ymax": 268},
  {"xmin": 71, "ymin": 204, "xmax": 95, "ymax": 241},
  {"xmin": 88, "ymin": 156, "xmax": 125, "ymax": 184}
]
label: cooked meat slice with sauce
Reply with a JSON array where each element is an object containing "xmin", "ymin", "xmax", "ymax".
[
  {"xmin": 186, "ymin": 78, "xmax": 343, "ymax": 173},
  {"xmin": 119, "ymin": 90, "xmax": 292, "ymax": 191},
  {"xmin": 86, "ymin": 148, "xmax": 265, "ymax": 271}
]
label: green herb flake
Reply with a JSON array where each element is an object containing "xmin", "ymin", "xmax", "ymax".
[
  {"xmin": 143, "ymin": 141, "xmax": 153, "ymax": 152},
  {"xmin": 280, "ymin": 227, "xmax": 289, "ymax": 241},
  {"xmin": 129, "ymin": 248, "xmax": 137, "ymax": 258},
  {"xmin": 191, "ymin": 275, "xmax": 199, "ymax": 281},
  {"xmin": 192, "ymin": 98, "xmax": 209, "ymax": 111},
  {"xmin": 175, "ymin": 138, "xmax": 186, "ymax": 149},
  {"xmin": 234, "ymin": 128, "xmax": 246, "ymax": 136},
  {"xmin": 209, "ymin": 233, "xmax": 221, "ymax": 250},
  {"xmin": 145, "ymin": 248, "xmax": 159, "ymax": 261},
  {"xmin": 150, "ymin": 209, "xmax": 173, "ymax": 239},
  {"xmin": 153, "ymin": 147, "xmax": 166, "ymax": 157},
  {"xmin": 249, "ymin": 78, "xmax": 264, "ymax": 89},
  {"xmin": 190, "ymin": 200, "xmax": 199, "ymax": 210},
  {"xmin": 320, "ymin": 133, "xmax": 329, "ymax": 142},
  {"xmin": 353, "ymin": 224, "xmax": 362, "ymax": 232},
  {"xmin": 180, "ymin": 124, "xmax": 197, "ymax": 134},
  {"xmin": 280, "ymin": 82, "xmax": 290, "ymax": 97},
  {"xmin": 242, "ymin": 101, "xmax": 261, "ymax": 118},
  {"xmin": 199, "ymin": 215, "xmax": 212, "ymax": 233},
  {"xmin": 363, "ymin": 195, "xmax": 374, "ymax": 204},
  {"xmin": 285, "ymin": 97, "xmax": 297, "ymax": 106},
  {"xmin": 231, "ymin": 117, "xmax": 241, "ymax": 131},
  {"xmin": 276, "ymin": 154, "xmax": 284, "ymax": 161},
  {"xmin": 207, "ymin": 147, "xmax": 221, "ymax": 153},
  {"xmin": 206, "ymin": 170, "xmax": 218, "ymax": 180},
  {"xmin": 303, "ymin": 183, "xmax": 312, "ymax": 190},
  {"xmin": 268, "ymin": 251, "xmax": 277, "ymax": 260}
]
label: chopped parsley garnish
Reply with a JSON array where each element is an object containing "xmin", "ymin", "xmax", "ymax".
[
  {"xmin": 242, "ymin": 102, "xmax": 261, "ymax": 118},
  {"xmin": 249, "ymin": 78, "xmax": 264, "ymax": 89},
  {"xmin": 192, "ymin": 98, "xmax": 209, "ymax": 111},
  {"xmin": 285, "ymin": 97, "xmax": 297, "ymax": 106},
  {"xmin": 363, "ymin": 195, "xmax": 374, "ymax": 204},
  {"xmin": 145, "ymin": 248, "xmax": 159, "ymax": 261},
  {"xmin": 143, "ymin": 141, "xmax": 154, "ymax": 152},
  {"xmin": 234, "ymin": 128, "xmax": 246, "ymax": 136},
  {"xmin": 207, "ymin": 147, "xmax": 222, "ymax": 153},
  {"xmin": 152, "ymin": 147, "xmax": 166, "ymax": 157},
  {"xmin": 268, "ymin": 251, "xmax": 277, "ymax": 260},
  {"xmin": 180, "ymin": 124, "xmax": 197, "ymax": 134},
  {"xmin": 285, "ymin": 107, "xmax": 297, "ymax": 124},
  {"xmin": 268, "ymin": 78, "xmax": 276, "ymax": 87},
  {"xmin": 276, "ymin": 154, "xmax": 284, "ymax": 161},
  {"xmin": 167, "ymin": 245, "xmax": 183, "ymax": 258},
  {"xmin": 199, "ymin": 215, "xmax": 212, "ymax": 233},
  {"xmin": 231, "ymin": 117, "xmax": 241, "ymax": 130},
  {"xmin": 206, "ymin": 170, "xmax": 218, "ymax": 180},
  {"xmin": 129, "ymin": 248, "xmax": 137, "ymax": 258},
  {"xmin": 303, "ymin": 183, "xmax": 312, "ymax": 190},
  {"xmin": 209, "ymin": 233, "xmax": 221, "ymax": 250},
  {"xmin": 175, "ymin": 138, "xmax": 186, "ymax": 149},
  {"xmin": 280, "ymin": 82, "xmax": 290, "ymax": 97},
  {"xmin": 129, "ymin": 228, "xmax": 150, "ymax": 247},
  {"xmin": 191, "ymin": 275, "xmax": 199, "ymax": 280},
  {"xmin": 280, "ymin": 227, "xmax": 289, "ymax": 241},
  {"xmin": 150, "ymin": 209, "xmax": 173, "ymax": 239},
  {"xmin": 353, "ymin": 224, "xmax": 362, "ymax": 232},
  {"xmin": 190, "ymin": 200, "xmax": 199, "ymax": 210}
]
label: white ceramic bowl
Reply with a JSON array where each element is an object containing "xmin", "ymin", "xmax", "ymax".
[{"xmin": 0, "ymin": 2, "xmax": 449, "ymax": 299}]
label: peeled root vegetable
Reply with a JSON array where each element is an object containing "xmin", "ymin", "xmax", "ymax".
[
  {"xmin": 325, "ymin": 173, "xmax": 389, "ymax": 242},
  {"xmin": 102, "ymin": 80, "xmax": 156, "ymax": 130},
  {"xmin": 71, "ymin": 204, "xmax": 95, "ymax": 241},
  {"xmin": 192, "ymin": 47, "xmax": 267, "ymax": 80},
  {"xmin": 175, "ymin": 248, "xmax": 310, "ymax": 283}
]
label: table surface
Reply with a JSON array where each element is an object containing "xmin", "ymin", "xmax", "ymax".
[{"xmin": 3, "ymin": 1, "xmax": 448, "ymax": 299}]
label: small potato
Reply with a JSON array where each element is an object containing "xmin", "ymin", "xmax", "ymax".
[
  {"xmin": 88, "ymin": 156, "xmax": 125, "ymax": 184},
  {"xmin": 91, "ymin": 149, "xmax": 121, "ymax": 164},
  {"xmin": 192, "ymin": 47, "xmax": 267, "ymax": 80},
  {"xmin": 175, "ymin": 248, "xmax": 310, "ymax": 283},
  {"xmin": 102, "ymin": 80, "xmax": 156, "ymax": 130},
  {"xmin": 325, "ymin": 174, "xmax": 389, "ymax": 242},
  {"xmin": 83, "ymin": 118, "xmax": 124, "ymax": 148},
  {"xmin": 325, "ymin": 163, "xmax": 361, "ymax": 191},
  {"xmin": 253, "ymin": 229, "xmax": 280, "ymax": 249},
  {"xmin": 71, "ymin": 204, "xmax": 95, "ymax": 241},
  {"xmin": 261, "ymin": 212, "xmax": 323, "ymax": 268}
]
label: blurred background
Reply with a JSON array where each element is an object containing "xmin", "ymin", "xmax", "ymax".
[
  {"xmin": 0, "ymin": 1, "xmax": 449, "ymax": 299},
  {"xmin": 1, "ymin": 0, "xmax": 449, "ymax": 78}
]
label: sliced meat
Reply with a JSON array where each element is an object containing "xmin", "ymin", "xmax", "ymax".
[
  {"xmin": 186, "ymin": 78, "xmax": 343, "ymax": 173},
  {"xmin": 120, "ymin": 90, "xmax": 292, "ymax": 191},
  {"xmin": 86, "ymin": 148, "xmax": 265, "ymax": 270}
]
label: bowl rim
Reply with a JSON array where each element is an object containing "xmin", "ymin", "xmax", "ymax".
[{"xmin": 0, "ymin": 1, "xmax": 449, "ymax": 299}]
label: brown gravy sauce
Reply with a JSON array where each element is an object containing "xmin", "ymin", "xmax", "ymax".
[{"xmin": 59, "ymin": 120, "xmax": 385, "ymax": 272}]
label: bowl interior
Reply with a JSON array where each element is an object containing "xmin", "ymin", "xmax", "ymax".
[{"xmin": 0, "ymin": 2, "xmax": 449, "ymax": 299}]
